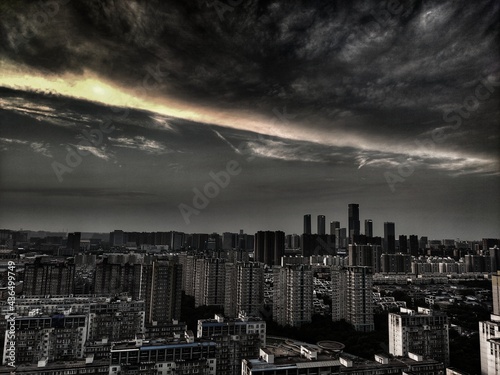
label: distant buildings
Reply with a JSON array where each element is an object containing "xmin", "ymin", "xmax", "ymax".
[
  {"xmin": 389, "ymin": 307, "xmax": 450, "ymax": 366},
  {"xmin": 331, "ymin": 266, "xmax": 374, "ymax": 332}
]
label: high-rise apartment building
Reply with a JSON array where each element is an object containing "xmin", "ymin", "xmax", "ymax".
[
  {"xmin": 22, "ymin": 257, "xmax": 75, "ymax": 296},
  {"xmin": 94, "ymin": 254, "xmax": 143, "ymax": 299},
  {"xmin": 389, "ymin": 307, "xmax": 450, "ymax": 366},
  {"xmin": 331, "ymin": 266, "xmax": 374, "ymax": 332},
  {"xmin": 141, "ymin": 258, "xmax": 182, "ymax": 325},
  {"xmin": 273, "ymin": 264, "xmax": 313, "ymax": 327},
  {"xmin": 224, "ymin": 262, "xmax": 264, "ymax": 318},
  {"xmin": 348, "ymin": 204, "xmax": 360, "ymax": 241},
  {"xmin": 384, "ymin": 222, "xmax": 396, "ymax": 254},
  {"xmin": 399, "ymin": 235, "xmax": 408, "ymax": 254},
  {"xmin": 194, "ymin": 258, "xmax": 226, "ymax": 308}
]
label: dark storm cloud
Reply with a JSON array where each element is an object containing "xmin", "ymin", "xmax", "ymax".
[{"xmin": 1, "ymin": 1, "xmax": 499, "ymax": 148}]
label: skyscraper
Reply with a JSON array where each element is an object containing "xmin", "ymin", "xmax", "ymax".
[
  {"xmin": 303, "ymin": 214, "xmax": 312, "ymax": 235},
  {"xmin": 331, "ymin": 266, "xmax": 374, "ymax": 332},
  {"xmin": 348, "ymin": 204, "xmax": 360, "ymax": 241},
  {"xmin": 364, "ymin": 219, "xmax": 373, "ymax": 238},
  {"xmin": 273, "ymin": 264, "xmax": 313, "ymax": 327},
  {"xmin": 317, "ymin": 215, "xmax": 326, "ymax": 235},
  {"xmin": 399, "ymin": 235, "xmax": 408, "ymax": 254},
  {"xmin": 384, "ymin": 222, "xmax": 396, "ymax": 254},
  {"xmin": 330, "ymin": 221, "xmax": 340, "ymax": 236}
]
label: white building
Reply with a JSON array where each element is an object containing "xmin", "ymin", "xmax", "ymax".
[
  {"xmin": 389, "ymin": 307, "xmax": 449, "ymax": 366},
  {"xmin": 479, "ymin": 270, "xmax": 500, "ymax": 374}
]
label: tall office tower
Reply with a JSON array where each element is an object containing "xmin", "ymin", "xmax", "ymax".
[
  {"xmin": 141, "ymin": 258, "xmax": 182, "ymax": 324},
  {"xmin": 335, "ymin": 228, "xmax": 348, "ymax": 249},
  {"xmin": 331, "ymin": 266, "xmax": 374, "ymax": 332},
  {"xmin": 364, "ymin": 219, "xmax": 373, "ymax": 238},
  {"xmin": 303, "ymin": 214, "xmax": 312, "ymax": 234},
  {"xmin": 23, "ymin": 257, "xmax": 75, "ymax": 296},
  {"xmin": 194, "ymin": 258, "xmax": 226, "ymax": 308},
  {"xmin": 94, "ymin": 254, "xmax": 143, "ymax": 299},
  {"xmin": 348, "ymin": 204, "xmax": 360, "ymax": 242},
  {"xmin": 317, "ymin": 215, "xmax": 326, "ymax": 235},
  {"xmin": 389, "ymin": 307, "xmax": 450, "ymax": 366},
  {"xmin": 480, "ymin": 271, "xmax": 500, "ymax": 374},
  {"xmin": 409, "ymin": 235, "xmax": 419, "ymax": 256},
  {"xmin": 224, "ymin": 262, "xmax": 265, "ymax": 318},
  {"xmin": 198, "ymin": 314, "xmax": 266, "ymax": 375},
  {"xmin": 330, "ymin": 221, "xmax": 340, "ymax": 235},
  {"xmin": 348, "ymin": 244, "xmax": 382, "ymax": 273},
  {"xmin": 399, "ymin": 235, "xmax": 408, "ymax": 253},
  {"xmin": 273, "ymin": 264, "xmax": 313, "ymax": 327},
  {"xmin": 254, "ymin": 231, "xmax": 285, "ymax": 266},
  {"xmin": 384, "ymin": 222, "xmax": 396, "ymax": 254}
]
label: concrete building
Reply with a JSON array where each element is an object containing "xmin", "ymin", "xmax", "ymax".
[
  {"xmin": 22, "ymin": 257, "xmax": 75, "ymax": 296},
  {"xmin": 389, "ymin": 307, "xmax": 450, "ymax": 366},
  {"xmin": 480, "ymin": 270, "xmax": 500, "ymax": 374},
  {"xmin": 332, "ymin": 266, "xmax": 374, "ymax": 332},
  {"xmin": 109, "ymin": 337, "xmax": 217, "ymax": 375},
  {"xmin": 195, "ymin": 257, "xmax": 226, "ymax": 308},
  {"xmin": 141, "ymin": 258, "xmax": 182, "ymax": 325},
  {"xmin": 273, "ymin": 264, "xmax": 313, "ymax": 327},
  {"xmin": 198, "ymin": 314, "xmax": 265, "ymax": 375},
  {"xmin": 224, "ymin": 262, "xmax": 264, "ymax": 318}
]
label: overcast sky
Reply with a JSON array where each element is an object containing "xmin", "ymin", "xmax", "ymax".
[{"xmin": 0, "ymin": 0, "xmax": 499, "ymax": 239}]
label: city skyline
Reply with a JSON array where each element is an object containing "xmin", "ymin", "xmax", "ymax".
[{"xmin": 0, "ymin": 1, "xmax": 499, "ymax": 240}]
